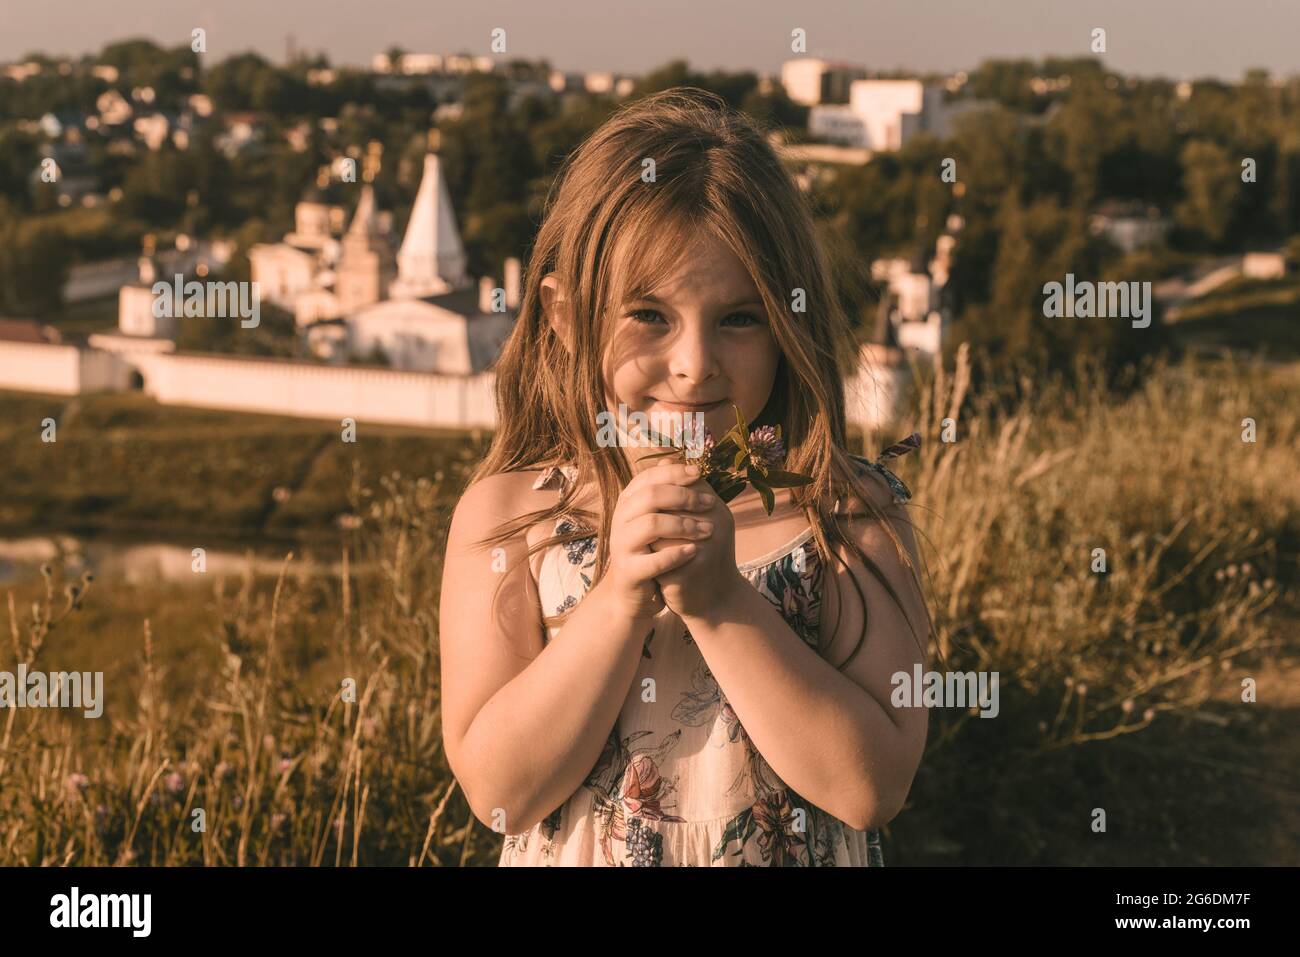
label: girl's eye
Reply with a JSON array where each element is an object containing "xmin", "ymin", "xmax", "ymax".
[{"xmin": 626, "ymin": 310, "xmax": 762, "ymax": 327}]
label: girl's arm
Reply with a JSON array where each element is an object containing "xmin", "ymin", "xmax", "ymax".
[
  {"xmin": 439, "ymin": 471, "xmax": 658, "ymax": 835},
  {"xmin": 676, "ymin": 481, "xmax": 929, "ymax": 830}
]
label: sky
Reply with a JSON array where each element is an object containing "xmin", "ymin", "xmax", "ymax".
[{"xmin": 1, "ymin": 0, "xmax": 1297, "ymax": 83}]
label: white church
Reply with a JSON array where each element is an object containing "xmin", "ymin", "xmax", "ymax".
[
  {"xmin": 0, "ymin": 132, "xmax": 514, "ymax": 431},
  {"xmin": 248, "ymin": 134, "xmax": 518, "ymax": 374}
]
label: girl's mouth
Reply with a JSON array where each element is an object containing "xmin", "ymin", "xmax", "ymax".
[{"xmin": 651, "ymin": 397, "xmax": 726, "ymax": 412}]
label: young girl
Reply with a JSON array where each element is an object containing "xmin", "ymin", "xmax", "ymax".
[{"xmin": 439, "ymin": 88, "xmax": 930, "ymax": 867}]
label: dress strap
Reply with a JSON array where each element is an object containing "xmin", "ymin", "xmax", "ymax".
[
  {"xmin": 532, "ymin": 463, "xmax": 578, "ymax": 492},
  {"xmin": 532, "ymin": 463, "xmax": 595, "ymax": 535},
  {"xmin": 877, "ymin": 432, "xmax": 921, "ymax": 462},
  {"xmin": 846, "ymin": 432, "xmax": 920, "ymax": 505}
]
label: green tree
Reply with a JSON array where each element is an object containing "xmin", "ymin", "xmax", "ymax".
[
  {"xmin": 1175, "ymin": 139, "xmax": 1240, "ymax": 248},
  {"xmin": 0, "ymin": 213, "xmax": 69, "ymax": 316}
]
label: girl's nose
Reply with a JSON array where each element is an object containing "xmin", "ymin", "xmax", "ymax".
[{"xmin": 667, "ymin": 324, "xmax": 720, "ymax": 384}]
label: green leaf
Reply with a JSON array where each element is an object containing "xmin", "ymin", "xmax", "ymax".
[
  {"xmin": 723, "ymin": 404, "xmax": 749, "ymax": 450},
  {"xmin": 711, "ymin": 437, "xmax": 740, "ymax": 462},
  {"xmin": 750, "ymin": 475, "xmax": 775, "ymax": 514},
  {"xmin": 760, "ymin": 468, "xmax": 814, "ymax": 488},
  {"xmin": 638, "ymin": 448, "xmax": 679, "ymax": 462},
  {"xmin": 643, "ymin": 426, "xmax": 676, "ymax": 448},
  {"xmin": 712, "ymin": 477, "xmax": 748, "ymax": 503}
]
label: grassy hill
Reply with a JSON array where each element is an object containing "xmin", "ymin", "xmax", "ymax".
[{"xmin": 0, "ymin": 390, "xmax": 489, "ymax": 540}]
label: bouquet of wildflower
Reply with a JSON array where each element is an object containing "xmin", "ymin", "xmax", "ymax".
[{"xmin": 638, "ymin": 404, "xmax": 813, "ymax": 515}]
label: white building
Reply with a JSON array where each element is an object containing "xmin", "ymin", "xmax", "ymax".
[
  {"xmin": 96, "ymin": 89, "xmax": 133, "ymax": 126},
  {"xmin": 248, "ymin": 168, "xmax": 348, "ymax": 323},
  {"xmin": 583, "ymin": 72, "xmax": 635, "ymax": 96},
  {"xmin": 133, "ymin": 113, "xmax": 171, "ymax": 151},
  {"xmin": 247, "ymin": 132, "xmax": 521, "ymax": 374},
  {"xmin": 114, "ymin": 253, "xmax": 178, "ymax": 341},
  {"xmin": 0, "ymin": 135, "xmax": 520, "ymax": 427},
  {"xmin": 339, "ymin": 273, "xmax": 516, "ymax": 374},
  {"xmin": 844, "ymin": 341, "xmax": 908, "ymax": 432},
  {"xmin": 873, "ymin": 259, "xmax": 934, "ymax": 324},
  {"xmin": 332, "ymin": 183, "xmax": 398, "ymax": 315},
  {"xmin": 781, "ymin": 59, "xmax": 866, "ymax": 106},
  {"xmin": 810, "ymin": 79, "xmax": 990, "ymax": 150},
  {"xmin": 1242, "ymin": 251, "xmax": 1286, "ymax": 279},
  {"xmin": 807, "ymin": 106, "xmax": 869, "ymax": 146},
  {"xmin": 1088, "ymin": 200, "xmax": 1170, "ymax": 254},
  {"xmin": 443, "ymin": 54, "xmax": 494, "ymax": 75},
  {"xmin": 549, "ymin": 71, "xmax": 584, "ymax": 93},
  {"xmin": 390, "ymin": 151, "xmax": 467, "ymax": 298},
  {"xmin": 327, "ymin": 145, "xmax": 517, "ymax": 374},
  {"xmin": 372, "ymin": 53, "xmax": 444, "ymax": 75},
  {"xmin": 187, "ymin": 94, "xmax": 214, "ymax": 117},
  {"xmin": 217, "ymin": 112, "xmax": 264, "ymax": 156},
  {"xmin": 4, "ymin": 62, "xmax": 42, "ymax": 82},
  {"xmin": 869, "ymin": 216, "xmax": 963, "ymax": 360}
]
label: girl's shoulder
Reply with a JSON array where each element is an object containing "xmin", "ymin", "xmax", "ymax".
[
  {"xmin": 451, "ymin": 467, "xmax": 568, "ymax": 541},
  {"xmin": 457, "ymin": 467, "xmax": 549, "ymax": 506},
  {"xmin": 451, "ymin": 467, "xmax": 584, "ymax": 580}
]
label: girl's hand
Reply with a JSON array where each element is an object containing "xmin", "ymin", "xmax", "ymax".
[
  {"xmin": 647, "ymin": 474, "xmax": 743, "ymax": 620},
  {"xmin": 605, "ymin": 459, "xmax": 718, "ymax": 620}
]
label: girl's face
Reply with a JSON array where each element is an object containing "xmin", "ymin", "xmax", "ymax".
[{"xmin": 598, "ymin": 231, "xmax": 781, "ymax": 467}]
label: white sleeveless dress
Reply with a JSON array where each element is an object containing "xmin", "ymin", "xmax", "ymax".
[{"xmin": 497, "ymin": 447, "xmax": 915, "ymax": 866}]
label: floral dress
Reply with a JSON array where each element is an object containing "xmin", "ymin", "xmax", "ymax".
[{"xmin": 499, "ymin": 436, "xmax": 920, "ymax": 867}]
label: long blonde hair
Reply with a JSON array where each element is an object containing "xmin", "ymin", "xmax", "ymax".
[{"xmin": 470, "ymin": 87, "xmax": 927, "ymax": 668}]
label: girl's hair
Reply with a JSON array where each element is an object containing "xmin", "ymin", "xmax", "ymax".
[{"xmin": 469, "ymin": 86, "xmax": 929, "ymax": 669}]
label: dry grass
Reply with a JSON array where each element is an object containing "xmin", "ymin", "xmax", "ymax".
[
  {"xmin": 1, "ymin": 466, "xmax": 491, "ymax": 866},
  {"xmin": 904, "ymin": 346, "xmax": 1292, "ymax": 736},
  {"xmin": 1, "ymin": 351, "xmax": 1295, "ymax": 865},
  {"xmin": 884, "ymin": 346, "xmax": 1299, "ymax": 862}
]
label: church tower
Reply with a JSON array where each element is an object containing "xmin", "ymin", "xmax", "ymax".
[
  {"xmin": 391, "ymin": 129, "xmax": 468, "ymax": 299},
  {"xmin": 335, "ymin": 142, "xmax": 397, "ymax": 314},
  {"xmin": 285, "ymin": 166, "xmax": 341, "ymax": 250}
]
